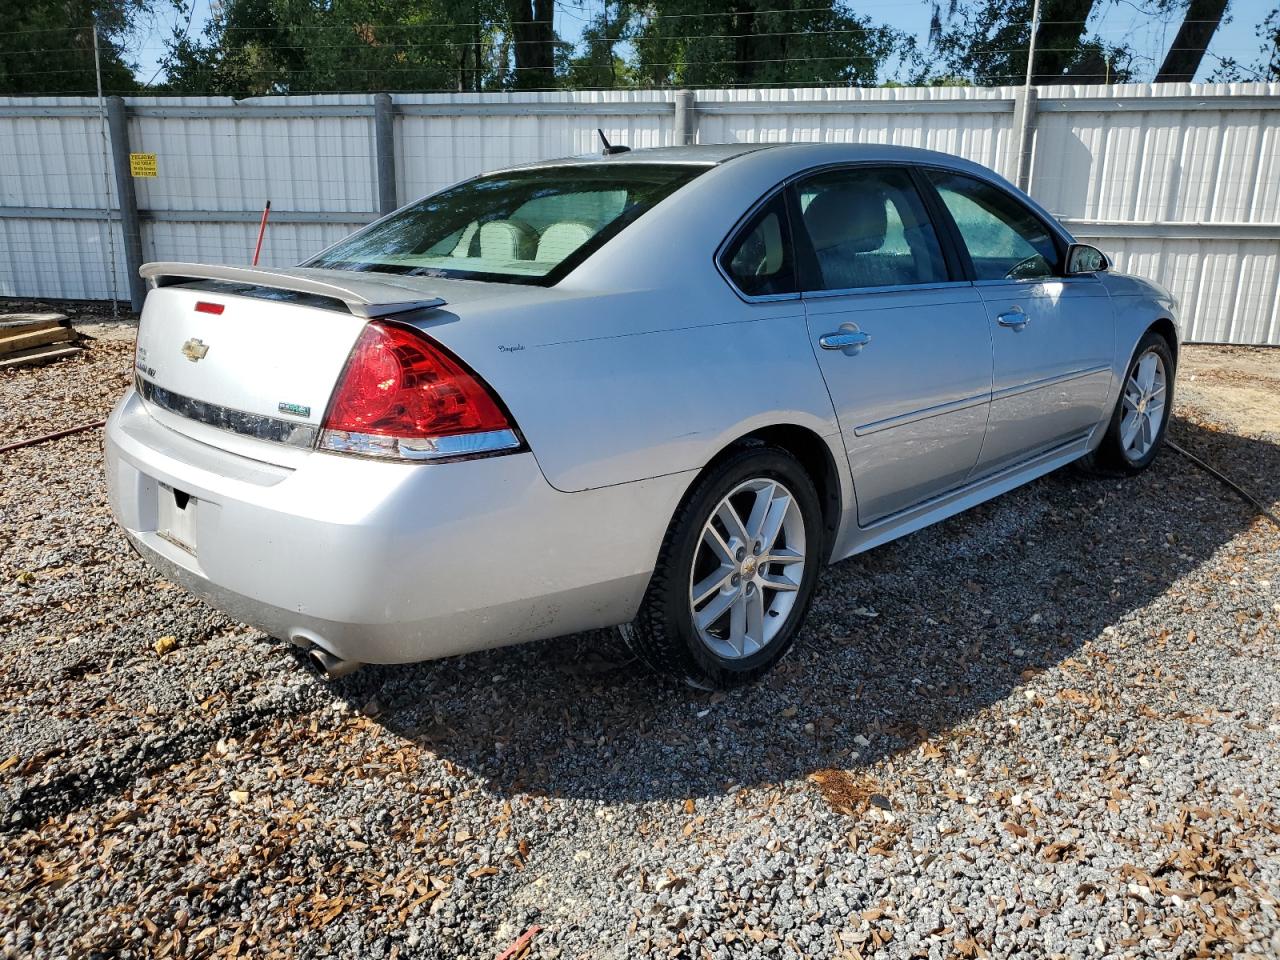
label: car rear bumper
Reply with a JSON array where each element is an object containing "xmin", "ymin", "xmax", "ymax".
[{"xmin": 105, "ymin": 389, "xmax": 689, "ymax": 664}]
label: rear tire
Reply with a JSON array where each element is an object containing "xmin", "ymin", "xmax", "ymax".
[
  {"xmin": 621, "ymin": 445, "xmax": 824, "ymax": 689},
  {"xmin": 1081, "ymin": 330, "xmax": 1174, "ymax": 475}
]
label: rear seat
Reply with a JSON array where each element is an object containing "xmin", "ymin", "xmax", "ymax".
[
  {"xmin": 479, "ymin": 220, "xmax": 538, "ymax": 261},
  {"xmin": 535, "ymin": 221, "xmax": 595, "ymax": 263}
]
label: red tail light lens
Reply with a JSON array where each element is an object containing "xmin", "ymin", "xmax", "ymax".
[{"xmin": 319, "ymin": 322, "xmax": 520, "ymax": 461}]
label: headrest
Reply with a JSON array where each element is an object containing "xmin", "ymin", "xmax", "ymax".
[
  {"xmin": 756, "ymin": 210, "xmax": 784, "ymax": 274},
  {"xmin": 803, "ymin": 186, "xmax": 888, "ymax": 254},
  {"xmin": 451, "ymin": 221, "xmax": 480, "ymax": 256},
  {"xmin": 479, "ymin": 220, "xmax": 537, "ymax": 261},
  {"xmin": 536, "ymin": 221, "xmax": 596, "ymax": 262}
]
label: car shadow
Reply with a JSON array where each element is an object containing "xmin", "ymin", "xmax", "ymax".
[{"xmin": 329, "ymin": 415, "xmax": 1279, "ymax": 803}]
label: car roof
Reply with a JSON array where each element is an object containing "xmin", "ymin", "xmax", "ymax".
[
  {"xmin": 512, "ymin": 143, "xmax": 778, "ymax": 169},
  {"xmin": 508, "ymin": 141, "xmax": 1000, "ymax": 173}
]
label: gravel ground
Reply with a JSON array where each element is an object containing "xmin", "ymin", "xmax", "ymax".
[{"xmin": 2, "ymin": 322, "xmax": 1279, "ymax": 959}]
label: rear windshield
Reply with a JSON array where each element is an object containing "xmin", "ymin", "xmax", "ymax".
[{"xmin": 307, "ymin": 163, "xmax": 707, "ymax": 285}]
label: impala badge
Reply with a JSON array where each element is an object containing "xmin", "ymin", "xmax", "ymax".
[{"xmin": 181, "ymin": 338, "xmax": 210, "ymax": 362}]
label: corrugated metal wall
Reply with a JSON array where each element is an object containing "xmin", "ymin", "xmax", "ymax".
[
  {"xmin": 1, "ymin": 83, "xmax": 1277, "ymax": 343},
  {"xmin": 0, "ymin": 96, "xmax": 128, "ymax": 299}
]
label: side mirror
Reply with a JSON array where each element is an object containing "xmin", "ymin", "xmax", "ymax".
[{"xmin": 1065, "ymin": 243, "xmax": 1108, "ymax": 275}]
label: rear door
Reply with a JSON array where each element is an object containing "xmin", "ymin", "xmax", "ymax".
[
  {"xmin": 923, "ymin": 171, "xmax": 1114, "ymax": 475},
  {"xmin": 788, "ymin": 165, "xmax": 993, "ymax": 526}
]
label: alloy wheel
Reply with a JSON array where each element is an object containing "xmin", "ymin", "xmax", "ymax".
[
  {"xmin": 1120, "ymin": 349, "xmax": 1168, "ymax": 461},
  {"xmin": 688, "ymin": 477, "xmax": 807, "ymax": 660}
]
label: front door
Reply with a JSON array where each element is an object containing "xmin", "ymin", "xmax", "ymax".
[
  {"xmin": 924, "ymin": 171, "xmax": 1114, "ymax": 474},
  {"xmin": 793, "ymin": 166, "xmax": 993, "ymax": 526}
]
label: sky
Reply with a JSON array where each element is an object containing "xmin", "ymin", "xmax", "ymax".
[{"xmin": 124, "ymin": 0, "xmax": 1277, "ymax": 88}]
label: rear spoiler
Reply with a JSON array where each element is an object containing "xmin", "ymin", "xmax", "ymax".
[{"xmin": 139, "ymin": 262, "xmax": 446, "ymax": 319}]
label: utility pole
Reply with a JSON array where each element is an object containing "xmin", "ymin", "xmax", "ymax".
[
  {"xmin": 1022, "ymin": 0, "xmax": 1042, "ymax": 89},
  {"xmin": 91, "ymin": 22, "xmax": 120, "ymax": 318},
  {"xmin": 1013, "ymin": 0, "xmax": 1042, "ymax": 193}
]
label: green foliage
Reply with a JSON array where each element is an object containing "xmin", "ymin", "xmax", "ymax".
[
  {"xmin": 924, "ymin": 0, "xmax": 1135, "ymax": 86},
  {"xmin": 0, "ymin": 0, "xmax": 153, "ymax": 94},
  {"xmin": 0, "ymin": 0, "xmax": 1190, "ymax": 95},
  {"xmin": 1208, "ymin": 5, "xmax": 1279, "ymax": 81},
  {"xmin": 567, "ymin": 0, "xmax": 905, "ymax": 88},
  {"xmin": 160, "ymin": 0, "xmax": 512, "ymax": 95},
  {"xmin": 561, "ymin": 13, "xmax": 633, "ymax": 89},
  {"xmin": 159, "ymin": 0, "xmax": 905, "ymax": 93}
]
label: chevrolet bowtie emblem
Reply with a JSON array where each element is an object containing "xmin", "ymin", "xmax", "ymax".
[{"xmin": 182, "ymin": 338, "xmax": 210, "ymax": 362}]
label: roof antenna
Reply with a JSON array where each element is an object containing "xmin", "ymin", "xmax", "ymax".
[{"xmin": 597, "ymin": 128, "xmax": 630, "ymax": 156}]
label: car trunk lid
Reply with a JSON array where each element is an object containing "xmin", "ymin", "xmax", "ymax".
[{"xmin": 133, "ymin": 263, "xmax": 455, "ymax": 461}]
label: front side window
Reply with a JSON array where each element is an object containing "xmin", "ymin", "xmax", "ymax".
[
  {"xmin": 927, "ymin": 171, "xmax": 1058, "ymax": 282},
  {"xmin": 308, "ymin": 164, "xmax": 705, "ymax": 285},
  {"xmin": 793, "ymin": 167, "xmax": 948, "ymax": 292},
  {"xmin": 720, "ymin": 194, "xmax": 798, "ymax": 297}
]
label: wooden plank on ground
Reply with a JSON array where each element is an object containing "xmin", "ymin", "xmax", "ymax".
[
  {"xmin": 0, "ymin": 313, "xmax": 68, "ymax": 331},
  {"xmin": 0, "ymin": 326, "xmax": 78, "ymax": 356},
  {"xmin": 0, "ymin": 344, "xmax": 83, "ymax": 370}
]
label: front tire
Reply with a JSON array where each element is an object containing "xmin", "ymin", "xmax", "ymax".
[
  {"xmin": 1085, "ymin": 330, "xmax": 1174, "ymax": 474},
  {"xmin": 622, "ymin": 445, "xmax": 824, "ymax": 689}
]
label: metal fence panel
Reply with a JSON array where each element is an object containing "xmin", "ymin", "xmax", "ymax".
[
  {"xmin": 694, "ymin": 86, "xmax": 1017, "ymax": 181},
  {"xmin": 394, "ymin": 91, "xmax": 677, "ymax": 199},
  {"xmin": 0, "ymin": 96, "xmax": 127, "ymax": 300}
]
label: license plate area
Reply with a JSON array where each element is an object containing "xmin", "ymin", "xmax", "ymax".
[{"xmin": 157, "ymin": 483, "xmax": 198, "ymax": 555}]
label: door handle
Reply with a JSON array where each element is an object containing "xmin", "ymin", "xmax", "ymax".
[
  {"xmin": 819, "ymin": 330, "xmax": 872, "ymax": 352},
  {"xmin": 996, "ymin": 310, "xmax": 1031, "ymax": 330}
]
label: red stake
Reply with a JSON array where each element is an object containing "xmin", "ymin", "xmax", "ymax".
[
  {"xmin": 495, "ymin": 925, "xmax": 541, "ymax": 960},
  {"xmin": 0, "ymin": 419, "xmax": 106, "ymax": 454},
  {"xmin": 252, "ymin": 200, "xmax": 272, "ymax": 266}
]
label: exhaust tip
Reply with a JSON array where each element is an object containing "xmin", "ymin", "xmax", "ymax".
[{"xmin": 306, "ymin": 647, "xmax": 363, "ymax": 679}]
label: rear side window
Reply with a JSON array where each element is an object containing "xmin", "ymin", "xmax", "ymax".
[
  {"xmin": 308, "ymin": 164, "xmax": 705, "ymax": 286},
  {"xmin": 794, "ymin": 167, "xmax": 948, "ymax": 291},
  {"xmin": 721, "ymin": 194, "xmax": 799, "ymax": 297},
  {"xmin": 926, "ymin": 171, "xmax": 1058, "ymax": 281}
]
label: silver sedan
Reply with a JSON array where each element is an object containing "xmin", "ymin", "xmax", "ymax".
[{"xmin": 105, "ymin": 142, "xmax": 1178, "ymax": 688}]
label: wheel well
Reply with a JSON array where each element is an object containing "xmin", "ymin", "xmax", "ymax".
[
  {"xmin": 1148, "ymin": 317, "xmax": 1178, "ymax": 364},
  {"xmin": 717, "ymin": 425, "xmax": 843, "ymax": 554}
]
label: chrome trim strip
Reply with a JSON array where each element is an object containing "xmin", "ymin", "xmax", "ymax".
[
  {"xmin": 971, "ymin": 276, "xmax": 1105, "ymax": 288},
  {"xmin": 990, "ymin": 364, "xmax": 1111, "ymax": 402},
  {"xmin": 318, "ymin": 428, "xmax": 522, "ymax": 461},
  {"xmin": 803, "ymin": 280, "xmax": 975, "ymax": 300},
  {"xmin": 853, "ymin": 392, "xmax": 989, "ymax": 437},
  {"xmin": 137, "ymin": 378, "xmax": 319, "ymax": 448}
]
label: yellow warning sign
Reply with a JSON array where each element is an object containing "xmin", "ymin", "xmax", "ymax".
[{"xmin": 129, "ymin": 153, "xmax": 157, "ymax": 178}]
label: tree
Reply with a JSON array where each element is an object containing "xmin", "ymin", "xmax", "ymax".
[
  {"xmin": 563, "ymin": 5, "xmax": 631, "ymax": 89},
  {"xmin": 926, "ymin": 0, "xmax": 1134, "ymax": 85},
  {"xmin": 1264, "ymin": 6, "xmax": 1280, "ymax": 79},
  {"xmin": 161, "ymin": 0, "xmax": 513, "ymax": 95},
  {"xmin": 1207, "ymin": 5, "xmax": 1280, "ymax": 81},
  {"xmin": 1254, "ymin": 5, "xmax": 1274, "ymax": 79},
  {"xmin": 569, "ymin": 0, "xmax": 904, "ymax": 88},
  {"xmin": 159, "ymin": 0, "xmax": 561, "ymax": 94},
  {"xmin": 0, "ymin": 0, "xmax": 152, "ymax": 94},
  {"xmin": 1154, "ymin": 0, "xmax": 1231, "ymax": 82},
  {"xmin": 506, "ymin": 0, "xmax": 556, "ymax": 88}
]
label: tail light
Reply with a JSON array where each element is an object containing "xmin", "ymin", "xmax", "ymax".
[{"xmin": 319, "ymin": 321, "xmax": 521, "ymax": 461}]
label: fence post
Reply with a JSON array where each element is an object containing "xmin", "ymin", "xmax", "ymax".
[
  {"xmin": 374, "ymin": 93, "xmax": 398, "ymax": 215},
  {"xmin": 1009, "ymin": 87, "xmax": 1039, "ymax": 193},
  {"xmin": 105, "ymin": 96, "xmax": 146, "ymax": 312},
  {"xmin": 673, "ymin": 90, "xmax": 696, "ymax": 146}
]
